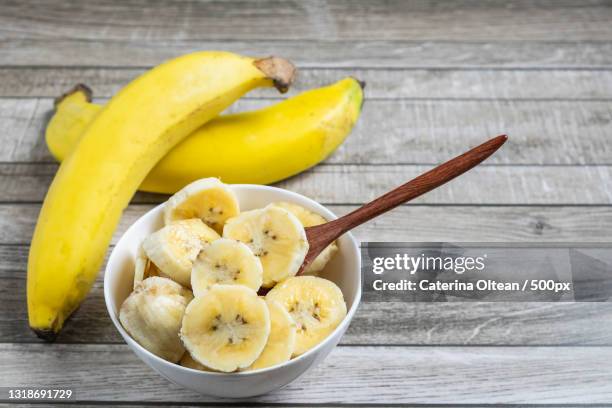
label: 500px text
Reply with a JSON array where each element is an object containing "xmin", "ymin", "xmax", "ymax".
[{"xmin": 373, "ymin": 279, "xmax": 572, "ymax": 293}]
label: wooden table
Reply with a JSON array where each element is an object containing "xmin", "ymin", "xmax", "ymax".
[{"xmin": 2, "ymin": 0, "xmax": 612, "ymax": 405}]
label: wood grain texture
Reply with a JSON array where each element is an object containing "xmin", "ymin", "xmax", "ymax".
[
  {"xmin": 1, "ymin": 204, "xmax": 611, "ymax": 246},
  {"xmin": 3, "ymin": 97, "xmax": 612, "ymax": 165},
  {"xmin": 2, "ymin": 0, "xmax": 612, "ymax": 404},
  {"xmin": 301, "ymin": 135, "xmax": 508, "ymax": 272},
  {"xmin": 11, "ymin": 405, "xmax": 499, "ymax": 408},
  {"xmin": 4, "ymin": 67, "xmax": 612, "ymax": 99},
  {"xmin": 3, "ymin": 163, "xmax": 612, "ymax": 205},
  {"xmin": 4, "ymin": 40, "xmax": 612, "ymax": 68},
  {"xmin": 2, "ymin": 0, "xmax": 612, "ymax": 42},
  {"xmin": 2, "ymin": 343, "xmax": 612, "ymax": 404},
  {"xmin": 7, "ymin": 404, "xmax": 412, "ymax": 408},
  {"xmin": 2, "ymin": 265, "xmax": 611, "ymax": 345}
]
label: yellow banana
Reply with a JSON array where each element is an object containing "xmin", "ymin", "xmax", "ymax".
[
  {"xmin": 46, "ymin": 78, "xmax": 364, "ymax": 193},
  {"xmin": 46, "ymin": 84, "xmax": 100, "ymax": 161},
  {"xmin": 28, "ymin": 51, "xmax": 295, "ymax": 340}
]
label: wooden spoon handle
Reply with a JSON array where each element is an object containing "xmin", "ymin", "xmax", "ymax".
[{"xmin": 302, "ymin": 134, "xmax": 508, "ymax": 268}]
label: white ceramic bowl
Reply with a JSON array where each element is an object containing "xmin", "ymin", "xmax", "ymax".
[{"xmin": 104, "ymin": 184, "xmax": 361, "ymax": 398}]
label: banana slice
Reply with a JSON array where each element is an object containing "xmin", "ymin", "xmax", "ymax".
[
  {"xmin": 179, "ymin": 352, "xmax": 214, "ymax": 372},
  {"xmin": 133, "ymin": 244, "xmax": 160, "ymax": 289},
  {"xmin": 191, "ymin": 238, "xmax": 263, "ymax": 296},
  {"xmin": 223, "ymin": 205, "xmax": 308, "ymax": 287},
  {"xmin": 246, "ymin": 299, "xmax": 296, "ymax": 371},
  {"xmin": 164, "ymin": 178, "xmax": 240, "ymax": 233},
  {"xmin": 142, "ymin": 218, "xmax": 220, "ymax": 287},
  {"xmin": 272, "ymin": 201, "xmax": 338, "ymax": 275},
  {"xmin": 180, "ymin": 285, "xmax": 270, "ymax": 372},
  {"xmin": 119, "ymin": 276, "xmax": 193, "ymax": 362},
  {"xmin": 266, "ymin": 276, "xmax": 346, "ymax": 356}
]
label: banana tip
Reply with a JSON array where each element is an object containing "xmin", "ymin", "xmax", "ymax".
[
  {"xmin": 254, "ymin": 57, "xmax": 296, "ymax": 94},
  {"xmin": 352, "ymin": 77, "xmax": 366, "ymax": 90},
  {"xmin": 54, "ymin": 83, "xmax": 93, "ymax": 108},
  {"xmin": 348, "ymin": 77, "xmax": 366, "ymax": 110},
  {"xmin": 31, "ymin": 327, "xmax": 58, "ymax": 342}
]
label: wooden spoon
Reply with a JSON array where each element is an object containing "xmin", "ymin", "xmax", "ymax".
[{"xmin": 296, "ymin": 134, "xmax": 508, "ymax": 275}]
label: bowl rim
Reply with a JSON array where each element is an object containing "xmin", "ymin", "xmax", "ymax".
[{"xmin": 104, "ymin": 183, "xmax": 362, "ymax": 377}]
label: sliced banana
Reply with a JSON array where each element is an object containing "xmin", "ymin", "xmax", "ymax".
[
  {"xmin": 119, "ymin": 276, "xmax": 193, "ymax": 362},
  {"xmin": 272, "ymin": 201, "xmax": 338, "ymax": 275},
  {"xmin": 179, "ymin": 352, "xmax": 214, "ymax": 372},
  {"xmin": 223, "ymin": 205, "xmax": 308, "ymax": 287},
  {"xmin": 191, "ymin": 238, "xmax": 263, "ymax": 296},
  {"xmin": 246, "ymin": 299, "xmax": 296, "ymax": 371},
  {"xmin": 133, "ymin": 244, "xmax": 160, "ymax": 289},
  {"xmin": 180, "ymin": 285, "xmax": 270, "ymax": 372},
  {"xmin": 164, "ymin": 177, "xmax": 240, "ymax": 233},
  {"xmin": 266, "ymin": 276, "xmax": 346, "ymax": 356},
  {"xmin": 142, "ymin": 218, "xmax": 220, "ymax": 287}
]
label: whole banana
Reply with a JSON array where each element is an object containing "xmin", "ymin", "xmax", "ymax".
[
  {"xmin": 46, "ymin": 78, "xmax": 364, "ymax": 193},
  {"xmin": 28, "ymin": 51, "xmax": 295, "ymax": 340}
]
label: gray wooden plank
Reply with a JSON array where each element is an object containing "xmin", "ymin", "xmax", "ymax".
[
  {"xmin": 0, "ymin": 406, "xmax": 358, "ymax": 408},
  {"xmin": 4, "ymin": 67, "xmax": 612, "ymax": 99},
  {"xmin": 2, "ymin": 163, "xmax": 612, "ymax": 205},
  {"xmin": 0, "ymin": 406, "xmax": 355, "ymax": 408},
  {"xmin": 1, "ymin": 203, "xmax": 611, "ymax": 246},
  {"xmin": 278, "ymin": 164, "xmax": 612, "ymax": 205},
  {"xmin": 2, "ymin": 343, "xmax": 612, "ymax": 404},
  {"xmin": 0, "ymin": 405, "xmax": 398, "ymax": 408},
  {"xmin": 4, "ymin": 40, "xmax": 612, "ymax": 68},
  {"xmin": 2, "ymin": 0, "xmax": 612, "ymax": 42},
  {"xmin": 2, "ymin": 264, "xmax": 612, "ymax": 345},
  {"xmin": 2, "ymin": 97, "xmax": 612, "ymax": 165}
]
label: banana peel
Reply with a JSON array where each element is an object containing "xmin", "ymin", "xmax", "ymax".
[
  {"xmin": 28, "ymin": 51, "xmax": 295, "ymax": 340},
  {"xmin": 46, "ymin": 78, "xmax": 364, "ymax": 194}
]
